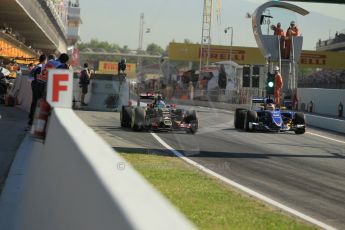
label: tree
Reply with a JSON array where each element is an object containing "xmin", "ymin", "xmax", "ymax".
[
  {"xmin": 77, "ymin": 39, "xmax": 121, "ymax": 53},
  {"xmin": 120, "ymin": 45, "xmax": 131, "ymax": 54},
  {"xmin": 146, "ymin": 43, "xmax": 164, "ymax": 55},
  {"xmin": 183, "ymin": 39, "xmax": 192, "ymax": 44}
]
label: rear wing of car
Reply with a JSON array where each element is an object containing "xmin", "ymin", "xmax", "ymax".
[
  {"xmin": 251, "ymin": 97, "xmax": 266, "ymax": 110},
  {"xmin": 252, "ymin": 97, "xmax": 265, "ymax": 105}
]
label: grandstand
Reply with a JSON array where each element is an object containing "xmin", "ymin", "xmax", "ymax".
[
  {"xmin": 316, "ymin": 29, "xmax": 345, "ymax": 52},
  {"xmin": 298, "ymin": 29, "xmax": 345, "ymax": 89},
  {"xmin": 298, "ymin": 69, "xmax": 345, "ymax": 89}
]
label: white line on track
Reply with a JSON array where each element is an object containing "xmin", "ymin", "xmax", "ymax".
[
  {"xmin": 150, "ymin": 132, "xmax": 338, "ymax": 230},
  {"xmin": 306, "ymin": 132, "xmax": 345, "ymax": 144}
]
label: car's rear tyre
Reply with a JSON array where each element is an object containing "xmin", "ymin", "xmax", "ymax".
[
  {"xmin": 131, "ymin": 107, "xmax": 145, "ymax": 131},
  {"xmin": 293, "ymin": 112, "xmax": 306, "ymax": 134},
  {"xmin": 237, "ymin": 110, "xmax": 247, "ymax": 129},
  {"xmin": 245, "ymin": 110, "xmax": 258, "ymax": 132},
  {"xmin": 184, "ymin": 110, "xmax": 197, "ymax": 123},
  {"xmin": 184, "ymin": 110, "xmax": 198, "ymax": 134},
  {"xmin": 234, "ymin": 108, "xmax": 246, "ymax": 129},
  {"xmin": 121, "ymin": 106, "xmax": 132, "ymax": 128}
]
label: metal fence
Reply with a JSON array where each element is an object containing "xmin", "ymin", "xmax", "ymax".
[{"xmin": 168, "ymin": 87, "xmax": 265, "ymax": 105}]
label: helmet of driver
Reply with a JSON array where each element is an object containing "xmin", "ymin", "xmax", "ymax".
[{"xmin": 266, "ymin": 103, "xmax": 276, "ymax": 111}]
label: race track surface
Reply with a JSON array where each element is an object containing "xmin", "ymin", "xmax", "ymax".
[{"xmin": 76, "ymin": 106, "xmax": 345, "ymax": 229}]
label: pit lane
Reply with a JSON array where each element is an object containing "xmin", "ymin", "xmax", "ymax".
[{"xmin": 76, "ymin": 106, "xmax": 345, "ymax": 229}]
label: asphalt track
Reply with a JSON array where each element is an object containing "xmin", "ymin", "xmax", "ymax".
[{"xmin": 76, "ymin": 106, "xmax": 345, "ymax": 229}]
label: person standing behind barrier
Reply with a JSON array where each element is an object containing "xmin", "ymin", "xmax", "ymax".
[
  {"xmin": 56, "ymin": 53, "xmax": 70, "ymax": 69},
  {"xmin": 37, "ymin": 54, "xmax": 57, "ymax": 85},
  {"xmin": 28, "ymin": 54, "xmax": 47, "ymax": 127},
  {"xmin": 274, "ymin": 66, "xmax": 283, "ymax": 107},
  {"xmin": 285, "ymin": 21, "xmax": 299, "ymax": 59},
  {"xmin": 79, "ymin": 63, "xmax": 91, "ymax": 106},
  {"xmin": 271, "ymin": 22, "xmax": 285, "ymax": 58},
  {"xmin": 36, "ymin": 53, "xmax": 70, "ymax": 97}
]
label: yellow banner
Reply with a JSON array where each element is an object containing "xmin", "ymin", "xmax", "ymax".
[
  {"xmin": 0, "ymin": 39, "xmax": 37, "ymax": 63},
  {"xmin": 98, "ymin": 61, "xmax": 137, "ymax": 78},
  {"xmin": 168, "ymin": 42, "xmax": 345, "ymax": 69}
]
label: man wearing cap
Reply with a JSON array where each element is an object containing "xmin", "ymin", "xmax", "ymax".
[
  {"xmin": 271, "ymin": 22, "xmax": 285, "ymax": 36},
  {"xmin": 285, "ymin": 21, "xmax": 299, "ymax": 59},
  {"xmin": 274, "ymin": 66, "xmax": 283, "ymax": 106},
  {"xmin": 271, "ymin": 22, "xmax": 285, "ymax": 58}
]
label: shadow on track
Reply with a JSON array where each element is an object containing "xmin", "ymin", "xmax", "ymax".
[{"xmin": 114, "ymin": 147, "xmax": 345, "ymax": 160}]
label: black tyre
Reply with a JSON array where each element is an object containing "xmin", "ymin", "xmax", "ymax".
[
  {"xmin": 293, "ymin": 112, "xmax": 306, "ymax": 134},
  {"xmin": 234, "ymin": 108, "xmax": 246, "ymax": 129},
  {"xmin": 237, "ymin": 110, "xmax": 246, "ymax": 129},
  {"xmin": 184, "ymin": 110, "xmax": 197, "ymax": 123},
  {"xmin": 184, "ymin": 110, "xmax": 198, "ymax": 134},
  {"xmin": 245, "ymin": 110, "xmax": 258, "ymax": 131},
  {"xmin": 121, "ymin": 106, "xmax": 132, "ymax": 128},
  {"xmin": 131, "ymin": 107, "xmax": 145, "ymax": 131}
]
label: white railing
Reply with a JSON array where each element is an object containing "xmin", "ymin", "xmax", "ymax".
[{"xmin": 43, "ymin": 0, "xmax": 67, "ymax": 34}]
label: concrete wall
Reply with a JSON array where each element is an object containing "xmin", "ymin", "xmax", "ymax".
[
  {"xmin": 11, "ymin": 75, "xmax": 130, "ymax": 113},
  {"xmin": 169, "ymin": 97, "xmax": 345, "ymax": 133},
  {"xmin": 167, "ymin": 98, "xmax": 251, "ymax": 111},
  {"xmin": 0, "ymin": 108, "xmax": 195, "ymax": 230},
  {"xmin": 297, "ymin": 88, "xmax": 345, "ymax": 118},
  {"xmin": 10, "ymin": 75, "xmax": 32, "ymax": 112},
  {"xmin": 305, "ymin": 114, "xmax": 345, "ymax": 134},
  {"xmin": 73, "ymin": 77, "xmax": 129, "ymax": 111}
]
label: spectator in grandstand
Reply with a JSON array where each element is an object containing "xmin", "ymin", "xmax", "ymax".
[
  {"xmin": 6, "ymin": 59, "xmax": 20, "ymax": 78},
  {"xmin": 285, "ymin": 21, "xmax": 299, "ymax": 59}
]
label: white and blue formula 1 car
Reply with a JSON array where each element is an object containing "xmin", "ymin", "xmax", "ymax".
[{"xmin": 234, "ymin": 98, "xmax": 306, "ymax": 134}]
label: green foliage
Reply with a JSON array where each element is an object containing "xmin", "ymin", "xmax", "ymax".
[
  {"xmin": 77, "ymin": 39, "xmax": 165, "ymax": 67},
  {"xmin": 121, "ymin": 153, "xmax": 317, "ymax": 230},
  {"xmin": 146, "ymin": 43, "xmax": 164, "ymax": 55},
  {"xmin": 78, "ymin": 39, "xmax": 121, "ymax": 53}
]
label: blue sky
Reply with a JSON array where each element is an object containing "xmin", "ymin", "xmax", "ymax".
[{"xmin": 79, "ymin": 0, "xmax": 345, "ymax": 50}]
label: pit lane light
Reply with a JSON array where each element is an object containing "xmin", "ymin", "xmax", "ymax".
[
  {"xmin": 118, "ymin": 58, "xmax": 127, "ymax": 75},
  {"xmin": 266, "ymin": 73, "xmax": 275, "ymax": 95}
]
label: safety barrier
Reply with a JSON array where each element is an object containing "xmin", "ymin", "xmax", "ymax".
[
  {"xmin": 166, "ymin": 87, "xmax": 264, "ymax": 105},
  {"xmin": 0, "ymin": 108, "xmax": 195, "ymax": 230},
  {"xmin": 8, "ymin": 74, "xmax": 130, "ymax": 113},
  {"xmin": 166, "ymin": 97, "xmax": 251, "ymax": 111},
  {"xmin": 305, "ymin": 114, "xmax": 345, "ymax": 134},
  {"xmin": 73, "ymin": 75, "xmax": 129, "ymax": 111},
  {"xmin": 8, "ymin": 75, "xmax": 32, "ymax": 112},
  {"xmin": 169, "ymin": 96, "xmax": 345, "ymax": 134},
  {"xmin": 297, "ymin": 88, "xmax": 345, "ymax": 118}
]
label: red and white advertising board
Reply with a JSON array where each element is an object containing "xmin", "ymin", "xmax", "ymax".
[{"xmin": 46, "ymin": 69, "xmax": 73, "ymax": 108}]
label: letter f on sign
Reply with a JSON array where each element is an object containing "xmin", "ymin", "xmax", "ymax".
[{"xmin": 53, "ymin": 74, "xmax": 68, "ymax": 102}]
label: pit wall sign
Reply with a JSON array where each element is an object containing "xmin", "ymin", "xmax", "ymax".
[
  {"xmin": 98, "ymin": 61, "xmax": 136, "ymax": 78},
  {"xmin": 47, "ymin": 69, "xmax": 73, "ymax": 108},
  {"xmin": 168, "ymin": 42, "xmax": 345, "ymax": 69}
]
